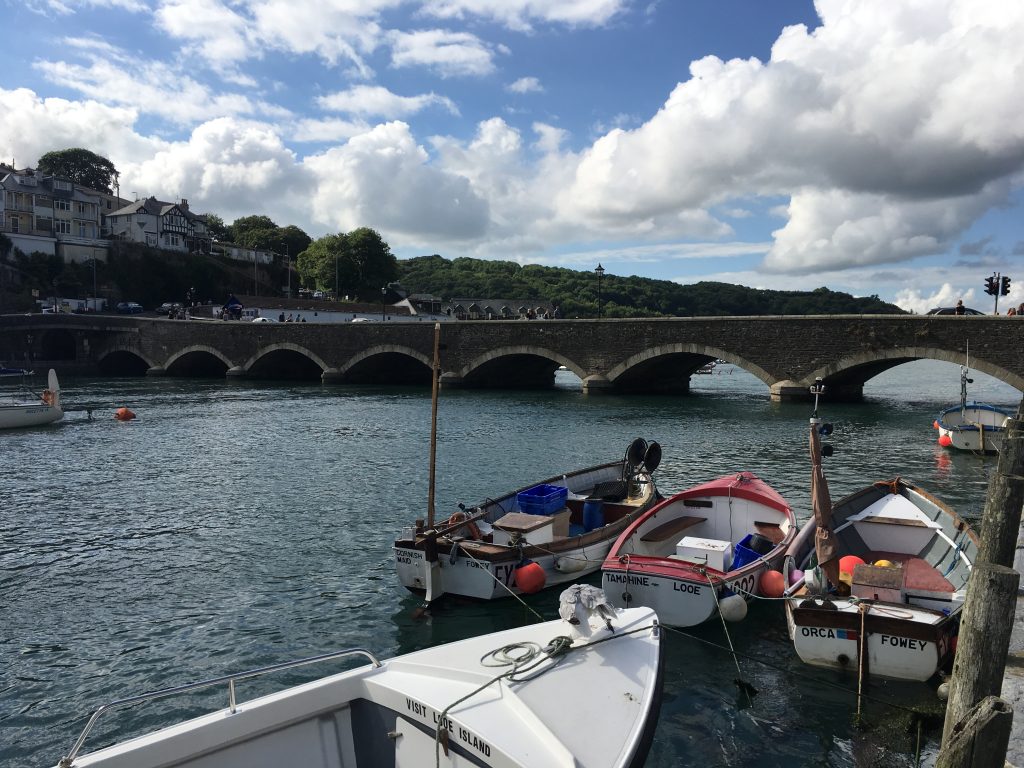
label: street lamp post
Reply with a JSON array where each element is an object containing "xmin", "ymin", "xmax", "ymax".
[
  {"xmin": 91, "ymin": 257, "xmax": 97, "ymax": 311},
  {"xmin": 381, "ymin": 286, "xmax": 387, "ymax": 322},
  {"xmin": 595, "ymin": 263, "xmax": 605, "ymax": 319}
]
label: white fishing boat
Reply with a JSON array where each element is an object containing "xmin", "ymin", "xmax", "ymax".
[
  {"xmin": 52, "ymin": 590, "xmax": 664, "ymax": 768},
  {"xmin": 394, "ymin": 438, "xmax": 662, "ymax": 601},
  {"xmin": 933, "ymin": 351, "xmax": 1011, "ymax": 453},
  {"xmin": 394, "ymin": 323, "xmax": 662, "ymax": 602},
  {"xmin": 601, "ymin": 471, "xmax": 796, "ymax": 627},
  {"xmin": 784, "ymin": 383, "xmax": 978, "ymax": 682},
  {"xmin": 0, "ymin": 368, "xmax": 64, "ymax": 429}
]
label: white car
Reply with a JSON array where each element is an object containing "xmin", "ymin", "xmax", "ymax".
[{"xmin": 251, "ymin": 316, "xmax": 276, "ymax": 323}]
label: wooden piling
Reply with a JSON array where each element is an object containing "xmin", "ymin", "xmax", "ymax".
[
  {"xmin": 938, "ymin": 398, "xmax": 1024, "ymax": 764},
  {"xmin": 936, "ymin": 697, "xmax": 1013, "ymax": 768},
  {"xmin": 977, "ymin": 402, "xmax": 1024, "ymax": 569},
  {"xmin": 940, "ymin": 562, "xmax": 1019, "ymax": 749}
]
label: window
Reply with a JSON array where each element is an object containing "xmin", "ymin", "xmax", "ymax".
[
  {"xmin": 10, "ymin": 216, "xmax": 18, "ymax": 233},
  {"xmin": 54, "ymin": 199, "xmax": 70, "ymax": 211},
  {"xmin": 79, "ymin": 222, "xmax": 88, "ymax": 237},
  {"xmin": 36, "ymin": 217, "xmax": 52, "ymax": 232},
  {"xmin": 55, "ymin": 219, "xmax": 71, "ymax": 234},
  {"xmin": 53, "ymin": 179, "xmax": 72, "ymax": 192},
  {"xmin": 166, "ymin": 233, "xmax": 180, "ymax": 247},
  {"xmin": 77, "ymin": 201, "xmax": 88, "ymax": 214}
]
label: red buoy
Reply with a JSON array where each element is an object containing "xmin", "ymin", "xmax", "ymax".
[
  {"xmin": 759, "ymin": 569, "xmax": 786, "ymax": 598},
  {"xmin": 514, "ymin": 561, "xmax": 546, "ymax": 594},
  {"xmin": 938, "ymin": 434, "xmax": 953, "ymax": 447},
  {"xmin": 115, "ymin": 407, "xmax": 136, "ymax": 421},
  {"xmin": 838, "ymin": 555, "xmax": 865, "ymax": 583}
]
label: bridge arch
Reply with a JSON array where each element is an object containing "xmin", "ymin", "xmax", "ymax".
[
  {"xmin": 455, "ymin": 346, "xmax": 586, "ymax": 388},
  {"xmin": 338, "ymin": 344, "xmax": 433, "ymax": 385},
  {"xmin": 805, "ymin": 346, "xmax": 1024, "ymax": 401},
  {"xmin": 163, "ymin": 345, "xmax": 234, "ymax": 377},
  {"xmin": 607, "ymin": 343, "xmax": 775, "ymax": 394},
  {"xmin": 244, "ymin": 342, "xmax": 330, "ymax": 381},
  {"xmin": 96, "ymin": 345, "xmax": 157, "ymax": 376}
]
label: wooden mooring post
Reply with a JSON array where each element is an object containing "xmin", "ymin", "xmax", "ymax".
[{"xmin": 938, "ymin": 399, "xmax": 1024, "ymax": 768}]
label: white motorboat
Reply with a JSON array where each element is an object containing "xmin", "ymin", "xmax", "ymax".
[
  {"xmin": 0, "ymin": 368, "xmax": 64, "ymax": 429},
  {"xmin": 933, "ymin": 353, "xmax": 1011, "ymax": 453},
  {"xmin": 53, "ymin": 591, "xmax": 663, "ymax": 768}
]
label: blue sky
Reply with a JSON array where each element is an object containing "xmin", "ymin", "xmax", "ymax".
[{"xmin": 2, "ymin": 0, "xmax": 1022, "ymax": 312}]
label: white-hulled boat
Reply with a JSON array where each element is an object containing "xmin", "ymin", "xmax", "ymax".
[
  {"xmin": 933, "ymin": 354, "xmax": 1011, "ymax": 453},
  {"xmin": 600, "ymin": 472, "xmax": 796, "ymax": 627},
  {"xmin": 0, "ymin": 368, "xmax": 64, "ymax": 429},
  {"xmin": 394, "ymin": 438, "xmax": 663, "ymax": 601},
  {"xmin": 785, "ymin": 384, "xmax": 979, "ymax": 682},
  {"xmin": 53, "ymin": 591, "xmax": 663, "ymax": 768}
]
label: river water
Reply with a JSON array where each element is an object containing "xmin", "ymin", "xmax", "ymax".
[{"xmin": 1, "ymin": 361, "xmax": 1020, "ymax": 768}]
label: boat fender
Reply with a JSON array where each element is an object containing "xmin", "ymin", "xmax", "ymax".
[
  {"xmin": 514, "ymin": 560, "xmax": 546, "ymax": 594},
  {"xmin": 938, "ymin": 434, "xmax": 953, "ymax": 447},
  {"xmin": 554, "ymin": 556, "xmax": 589, "ymax": 573},
  {"xmin": 719, "ymin": 594, "xmax": 747, "ymax": 622},
  {"xmin": 115, "ymin": 407, "xmax": 136, "ymax": 421},
  {"xmin": 41, "ymin": 389, "xmax": 54, "ymax": 405}
]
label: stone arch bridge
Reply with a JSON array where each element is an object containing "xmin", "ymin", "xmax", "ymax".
[{"xmin": 2, "ymin": 314, "xmax": 1022, "ymax": 401}]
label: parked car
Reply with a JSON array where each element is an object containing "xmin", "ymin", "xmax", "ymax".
[
  {"xmin": 251, "ymin": 316, "xmax": 276, "ymax": 323},
  {"xmin": 926, "ymin": 306, "xmax": 984, "ymax": 316},
  {"xmin": 156, "ymin": 302, "xmax": 183, "ymax": 316},
  {"xmin": 116, "ymin": 302, "xmax": 145, "ymax": 314}
]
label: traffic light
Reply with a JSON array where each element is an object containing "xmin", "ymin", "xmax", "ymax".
[
  {"xmin": 985, "ymin": 275, "xmax": 998, "ymax": 295},
  {"xmin": 1000, "ymin": 275, "xmax": 1011, "ymax": 296}
]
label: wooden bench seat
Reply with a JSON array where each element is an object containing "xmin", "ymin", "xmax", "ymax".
[
  {"xmin": 640, "ymin": 515, "xmax": 707, "ymax": 543},
  {"xmin": 754, "ymin": 521, "xmax": 785, "ymax": 544}
]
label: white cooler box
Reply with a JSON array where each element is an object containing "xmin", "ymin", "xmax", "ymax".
[{"xmin": 675, "ymin": 536, "xmax": 732, "ymax": 572}]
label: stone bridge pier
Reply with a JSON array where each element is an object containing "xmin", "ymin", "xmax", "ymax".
[{"xmin": 1, "ymin": 314, "xmax": 1022, "ymax": 402}]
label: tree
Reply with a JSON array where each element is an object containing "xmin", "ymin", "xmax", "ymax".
[
  {"xmin": 37, "ymin": 148, "xmax": 118, "ymax": 194},
  {"xmin": 297, "ymin": 233, "xmax": 346, "ymax": 292},
  {"xmin": 296, "ymin": 228, "xmax": 397, "ymax": 297},
  {"xmin": 202, "ymin": 213, "xmax": 229, "ymax": 241},
  {"xmin": 229, "ymin": 215, "xmax": 277, "ymax": 245},
  {"xmin": 278, "ymin": 225, "xmax": 312, "ymax": 258}
]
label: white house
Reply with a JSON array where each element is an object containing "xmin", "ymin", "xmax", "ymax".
[{"xmin": 107, "ymin": 196, "xmax": 211, "ymax": 254}]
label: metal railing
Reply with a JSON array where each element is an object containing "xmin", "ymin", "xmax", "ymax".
[{"xmin": 58, "ymin": 647, "xmax": 383, "ymax": 767}]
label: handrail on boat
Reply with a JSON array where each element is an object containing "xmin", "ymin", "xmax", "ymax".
[{"xmin": 58, "ymin": 647, "xmax": 383, "ymax": 767}]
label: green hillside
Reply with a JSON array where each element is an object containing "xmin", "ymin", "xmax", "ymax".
[{"xmin": 397, "ymin": 255, "xmax": 904, "ymax": 317}]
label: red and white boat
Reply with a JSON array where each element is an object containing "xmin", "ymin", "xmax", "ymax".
[{"xmin": 601, "ymin": 472, "xmax": 796, "ymax": 627}]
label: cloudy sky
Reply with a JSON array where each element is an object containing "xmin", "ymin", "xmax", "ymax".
[{"xmin": 2, "ymin": 0, "xmax": 1023, "ymax": 312}]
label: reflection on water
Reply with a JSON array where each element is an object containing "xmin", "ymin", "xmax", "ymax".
[{"xmin": 0, "ymin": 360, "xmax": 1020, "ymax": 767}]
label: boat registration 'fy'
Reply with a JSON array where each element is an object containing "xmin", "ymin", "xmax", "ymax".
[{"xmin": 404, "ymin": 697, "xmax": 492, "ymax": 757}]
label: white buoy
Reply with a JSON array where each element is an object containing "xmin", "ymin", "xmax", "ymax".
[{"xmin": 719, "ymin": 594, "xmax": 748, "ymax": 622}]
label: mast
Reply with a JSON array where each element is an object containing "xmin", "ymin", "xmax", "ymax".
[{"xmin": 427, "ymin": 322, "xmax": 441, "ymax": 528}]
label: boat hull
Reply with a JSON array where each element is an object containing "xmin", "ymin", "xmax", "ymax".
[
  {"xmin": 935, "ymin": 402, "xmax": 1011, "ymax": 452},
  {"xmin": 785, "ymin": 598, "xmax": 956, "ymax": 681},
  {"xmin": 0, "ymin": 403, "xmax": 63, "ymax": 429}
]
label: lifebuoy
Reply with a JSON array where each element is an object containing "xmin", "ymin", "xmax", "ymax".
[
  {"xmin": 41, "ymin": 390, "xmax": 54, "ymax": 405},
  {"xmin": 446, "ymin": 511, "xmax": 482, "ymax": 540}
]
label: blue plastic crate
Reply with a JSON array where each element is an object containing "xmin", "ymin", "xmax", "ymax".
[{"xmin": 517, "ymin": 484, "xmax": 568, "ymax": 516}]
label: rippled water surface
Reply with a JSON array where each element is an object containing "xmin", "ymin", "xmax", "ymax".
[{"xmin": 2, "ymin": 361, "xmax": 1020, "ymax": 767}]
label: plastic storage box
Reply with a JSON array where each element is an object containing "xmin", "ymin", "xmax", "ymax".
[{"xmin": 517, "ymin": 484, "xmax": 569, "ymax": 516}]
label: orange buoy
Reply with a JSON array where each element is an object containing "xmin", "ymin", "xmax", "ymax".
[
  {"xmin": 759, "ymin": 569, "xmax": 786, "ymax": 598},
  {"xmin": 513, "ymin": 561, "xmax": 546, "ymax": 594},
  {"xmin": 938, "ymin": 434, "xmax": 953, "ymax": 447},
  {"xmin": 838, "ymin": 555, "xmax": 865, "ymax": 584},
  {"xmin": 933, "ymin": 420, "xmax": 940, "ymax": 429},
  {"xmin": 115, "ymin": 407, "xmax": 136, "ymax": 421}
]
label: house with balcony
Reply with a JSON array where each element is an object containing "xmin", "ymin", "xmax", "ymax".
[
  {"xmin": 106, "ymin": 197, "xmax": 211, "ymax": 254},
  {"xmin": 0, "ymin": 167, "xmax": 116, "ymax": 264}
]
